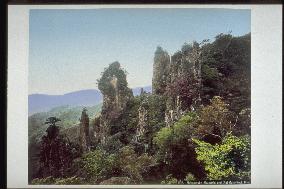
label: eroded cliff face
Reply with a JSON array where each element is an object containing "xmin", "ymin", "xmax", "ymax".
[
  {"xmin": 134, "ymin": 105, "xmax": 148, "ymax": 143},
  {"xmin": 152, "ymin": 42, "xmax": 202, "ymax": 127},
  {"xmin": 132, "ymin": 92, "xmax": 166, "ymax": 153},
  {"xmin": 92, "ymin": 115, "xmax": 107, "ymax": 144},
  {"xmin": 95, "ymin": 62, "xmax": 133, "ymax": 143},
  {"xmin": 152, "ymin": 47, "xmax": 170, "ymax": 95},
  {"xmin": 79, "ymin": 108, "xmax": 90, "ymax": 152},
  {"xmin": 169, "ymin": 42, "xmax": 202, "ymax": 105}
]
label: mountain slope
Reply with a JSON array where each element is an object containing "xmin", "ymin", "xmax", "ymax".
[
  {"xmin": 28, "ymin": 89, "xmax": 102, "ymax": 115},
  {"xmin": 29, "ymin": 86, "xmax": 152, "ymax": 115},
  {"xmin": 29, "ymin": 103, "xmax": 103, "ymax": 143}
]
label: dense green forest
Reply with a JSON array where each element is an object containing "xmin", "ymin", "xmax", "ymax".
[
  {"xmin": 28, "ymin": 104, "xmax": 102, "ymax": 181},
  {"xmin": 29, "ymin": 33, "xmax": 251, "ymax": 185}
]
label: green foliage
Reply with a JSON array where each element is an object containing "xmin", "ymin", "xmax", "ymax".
[
  {"xmin": 154, "ymin": 112, "xmax": 197, "ymax": 152},
  {"xmin": 116, "ymin": 146, "xmax": 156, "ymax": 184},
  {"xmin": 31, "ymin": 177, "xmax": 44, "ymax": 185},
  {"xmin": 193, "ymin": 134, "xmax": 250, "ymax": 181},
  {"xmin": 45, "ymin": 117, "xmax": 61, "ymax": 126},
  {"xmin": 31, "ymin": 176, "xmax": 85, "ymax": 185},
  {"xmin": 181, "ymin": 42, "xmax": 193, "ymax": 54},
  {"xmin": 145, "ymin": 94, "xmax": 167, "ymax": 130},
  {"xmin": 29, "ymin": 104, "xmax": 102, "ymax": 144},
  {"xmin": 29, "ymin": 104, "xmax": 102, "ymax": 182},
  {"xmin": 195, "ymin": 96, "xmax": 235, "ymax": 140},
  {"xmin": 97, "ymin": 61, "xmax": 132, "ymax": 98},
  {"xmin": 79, "ymin": 149, "xmax": 117, "ymax": 183},
  {"xmin": 38, "ymin": 119, "xmax": 79, "ymax": 178},
  {"xmin": 165, "ymin": 41, "xmax": 202, "ymax": 110},
  {"xmin": 161, "ymin": 174, "xmax": 183, "ymax": 184},
  {"xmin": 111, "ymin": 93, "xmax": 167, "ymax": 154},
  {"xmin": 200, "ymin": 33, "xmax": 251, "ymax": 113},
  {"xmin": 161, "ymin": 173, "xmax": 196, "ymax": 184},
  {"xmin": 154, "ymin": 112, "xmax": 206, "ymax": 180},
  {"xmin": 153, "ymin": 46, "xmax": 170, "ymax": 95},
  {"xmin": 100, "ymin": 134, "xmax": 124, "ymax": 154},
  {"xmin": 165, "ymin": 75, "xmax": 200, "ymax": 111},
  {"xmin": 77, "ymin": 146, "xmax": 155, "ymax": 184},
  {"xmin": 112, "ymin": 97, "xmax": 141, "ymax": 139},
  {"xmin": 100, "ymin": 177, "xmax": 131, "ymax": 185},
  {"xmin": 54, "ymin": 176, "xmax": 85, "ymax": 185},
  {"xmin": 202, "ymin": 64, "xmax": 219, "ymax": 81},
  {"xmin": 154, "ymin": 96, "xmax": 249, "ymax": 181},
  {"xmin": 235, "ymin": 108, "xmax": 251, "ymax": 136},
  {"xmin": 153, "ymin": 126, "xmax": 172, "ymax": 152},
  {"xmin": 184, "ymin": 173, "xmax": 196, "ymax": 183},
  {"xmin": 31, "ymin": 176, "xmax": 55, "ymax": 184},
  {"xmin": 137, "ymin": 94, "xmax": 167, "ymax": 153},
  {"xmin": 98, "ymin": 96, "xmax": 140, "ymax": 144},
  {"xmin": 38, "ymin": 117, "xmax": 78, "ymax": 177},
  {"xmin": 28, "ymin": 136, "xmax": 41, "ymax": 181},
  {"xmin": 97, "ymin": 62, "xmax": 134, "ymax": 138},
  {"xmin": 29, "ymin": 32, "xmax": 251, "ymax": 184}
]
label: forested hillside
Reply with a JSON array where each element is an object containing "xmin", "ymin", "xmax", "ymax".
[
  {"xmin": 28, "ymin": 104, "xmax": 102, "ymax": 181},
  {"xmin": 29, "ymin": 33, "xmax": 251, "ymax": 185}
]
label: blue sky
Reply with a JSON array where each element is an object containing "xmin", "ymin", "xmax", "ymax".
[{"xmin": 29, "ymin": 8, "xmax": 250, "ymax": 95}]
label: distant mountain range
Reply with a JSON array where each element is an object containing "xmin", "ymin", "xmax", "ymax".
[{"xmin": 29, "ymin": 86, "xmax": 152, "ymax": 115}]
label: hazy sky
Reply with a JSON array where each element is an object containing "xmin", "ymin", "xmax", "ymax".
[{"xmin": 29, "ymin": 8, "xmax": 250, "ymax": 95}]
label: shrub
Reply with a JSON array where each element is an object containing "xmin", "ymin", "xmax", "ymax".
[
  {"xmin": 161, "ymin": 174, "xmax": 182, "ymax": 184},
  {"xmin": 31, "ymin": 176, "xmax": 55, "ymax": 185},
  {"xmin": 193, "ymin": 134, "xmax": 250, "ymax": 181},
  {"xmin": 100, "ymin": 177, "xmax": 131, "ymax": 185},
  {"xmin": 79, "ymin": 149, "xmax": 117, "ymax": 183},
  {"xmin": 31, "ymin": 176, "xmax": 85, "ymax": 185},
  {"xmin": 117, "ymin": 146, "xmax": 156, "ymax": 184},
  {"xmin": 153, "ymin": 112, "xmax": 206, "ymax": 180},
  {"xmin": 54, "ymin": 176, "xmax": 85, "ymax": 185},
  {"xmin": 185, "ymin": 173, "xmax": 196, "ymax": 183}
]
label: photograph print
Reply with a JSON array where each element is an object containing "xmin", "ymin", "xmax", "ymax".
[{"xmin": 28, "ymin": 8, "xmax": 251, "ymax": 185}]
